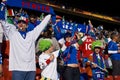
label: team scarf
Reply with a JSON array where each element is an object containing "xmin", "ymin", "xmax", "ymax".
[{"xmin": 93, "ymin": 53, "xmax": 104, "ymax": 69}]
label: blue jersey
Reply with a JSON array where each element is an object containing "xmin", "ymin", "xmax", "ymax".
[
  {"xmin": 108, "ymin": 41, "xmax": 120, "ymax": 60},
  {"xmin": 62, "ymin": 46, "xmax": 78, "ymax": 65}
]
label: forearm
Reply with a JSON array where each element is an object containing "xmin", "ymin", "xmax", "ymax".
[{"xmin": 33, "ymin": 15, "xmax": 51, "ymax": 40}]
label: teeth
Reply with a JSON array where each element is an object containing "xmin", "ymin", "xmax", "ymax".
[{"xmin": 20, "ymin": 27, "xmax": 23, "ymax": 30}]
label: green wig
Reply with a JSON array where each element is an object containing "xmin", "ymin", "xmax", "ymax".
[
  {"xmin": 91, "ymin": 40, "xmax": 102, "ymax": 50},
  {"xmin": 39, "ymin": 39, "xmax": 52, "ymax": 52}
]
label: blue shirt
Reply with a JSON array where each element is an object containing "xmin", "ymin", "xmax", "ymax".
[
  {"xmin": 62, "ymin": 46, "xmax": 78, "ymax": 65},
  {"xmin": 108, "ymin": 41, "xmax": 120, "ymax": 60}
]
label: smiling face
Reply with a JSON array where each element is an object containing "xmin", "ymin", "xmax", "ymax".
[
  {"xmin": 94, "ymin": 47, "xmax": 101, "ymax": 54},
  {"xmin": 17, "ymin": 20, "xmax": 28, "ymax": 31},
  {"xmin": 65, "ymin": 36, "xmax": 72, "ymax": 42}
]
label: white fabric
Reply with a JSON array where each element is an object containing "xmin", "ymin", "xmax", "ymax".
[
  {"xmin": 58, "ymin": 38, "xmax": 65, "ymax": 45},
  {"xmin": 0, "ymin": 15, "xmax": 51, "ymax": 71},
  {"xmin": 108, "ymin": 50, "xmax": 118, "ymax": 54},
  {"xmin": 81, "ymin": 36, "xmax": 87, "ymax": 41},
  {"xmin": 39, "ymin": 50, "xmax": 59, "ymax": 80},
  {"xmin": 39, "ymin": 44, "xmax": 66, "ymax": 80}
]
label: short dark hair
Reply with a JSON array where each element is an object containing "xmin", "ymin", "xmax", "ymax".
[
  {"xmin": 17, "ymin": 20, "xmax": 27, "ymax": 24},
  {"xmin": 64, "ymin": 32, "xmax": 72, "ymax": 40},
  {"xmin": 111, "ymin": 33, "xmax": 118, "ymax": 39}
]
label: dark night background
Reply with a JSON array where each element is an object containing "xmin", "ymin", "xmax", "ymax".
[{"xmin": 53, "ymin": 0, "xmax": 120, "ymax": 17}]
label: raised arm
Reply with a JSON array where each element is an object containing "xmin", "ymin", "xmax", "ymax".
[
  {"xmin": 0, "ymin": 20, "xmax": 16, "ymax": 38},
  {"xmin": 32, "ymin": 14, "xmax": 51, "ymax": 41}
]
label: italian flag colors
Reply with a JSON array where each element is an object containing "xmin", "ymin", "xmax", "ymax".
[{"xmin": 6, "ymin": 9, "xmax": 14, "ymax": 16}]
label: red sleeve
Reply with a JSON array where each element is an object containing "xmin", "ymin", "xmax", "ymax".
[{"xmin": 46, "ymin": 59, "xmax": 51, "ymax": 65}]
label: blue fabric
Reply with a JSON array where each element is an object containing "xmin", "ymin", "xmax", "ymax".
[
  {"xmin": 92, "ymin": 53, "xmax": 105, "ymax": 79},
  {"xmin": 108, "ymin": 41, "xmax": 120, "ymax": 60},
  {"xmin": 93, "ymin": 53, "xmax": 104, "ymax": 69},
  {"xmin": 80, "ymin": 73, "xmax": 88, "ymax": 80},
  {"xmin": 62, "ymin": 46, "xmax": 78, "ymax": 65},
  {"xmin": 20, "ymin": 11, "xmax": 29, "ymax": 18},
  {"xmin": 19, "ymin": 31, "xmax": 27, "ymax": 39},
  {"xmin": 56, "ymin": 20, "xmax": 87, "ymax": 33},
  {"xmin": 53, "ymin": 23, "xmax": 64, "ymax": 40},
  {"xmin": 12, "ymin": 71, "xmax": 36, "ymax": 80},
  {"xmin": 0, "ymin": 2, "xmax": 6, "ymax": 20},
  {"xmin": 6, "ymin": 0, "xmax": 55, "ymax": 15},
  {"xmin": 53, "ymin": 20, "xmax": 88, "ymax": 40},
  {"xmin": 0, "ymin": 53, "xmax": 2, "ymax": 64},
  {"xmin": 27, "ymin": 21, "xmax": 40, "ymax": 31}
]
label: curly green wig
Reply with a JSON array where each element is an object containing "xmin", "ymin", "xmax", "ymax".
[
  {"xmin": 91, "ymin": 40, "xmax": 102, "ymax": 50},
  {"xmin": 39, "ymin": 39, "xmax": 52, "ymax": 52}
]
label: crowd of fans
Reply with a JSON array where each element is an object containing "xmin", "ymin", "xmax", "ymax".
[{"xmin": 1, "ymin": 0, "xmax": 120, "ymax": 80}]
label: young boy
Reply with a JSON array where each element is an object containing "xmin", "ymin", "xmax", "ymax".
[
  {"xmin": 38, "ymin": 39, "xmax": 66, "ymax": 80},
  {"xmin": 87, "ymin": 40, "xmax": 107, "ymax": 80}
]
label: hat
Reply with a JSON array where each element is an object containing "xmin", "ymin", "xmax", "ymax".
[
  {"xmin": 39, "ymin": 39, "xmax": 52, "ymax": 52},
  {"xmin": 17, "ymin": 16, "xmax": 28, "ymax": 24},
  {"xmin": 56, "ymin": 15, "xmax": 62, "ymax": 19},
  {"xmin": 91, "ymin": 40, "xmax": 102, "ymax": 50}
]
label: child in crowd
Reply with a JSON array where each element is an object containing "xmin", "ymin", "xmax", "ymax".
[
  {"xmin": 87, "ymin": 40, "xmax": 107, "ymax": 80},
  {"xmin": 38, "ymin": 39, "xmax": 66, "ymax": 80}
]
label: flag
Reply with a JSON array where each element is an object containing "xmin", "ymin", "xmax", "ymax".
[
  {"xmin": 0, "ymin": 2, "xmax": 6, "ymax": 20},
  {"xmin": 7, "ymin": 9, "xmax": 14, "ymax": 16}
]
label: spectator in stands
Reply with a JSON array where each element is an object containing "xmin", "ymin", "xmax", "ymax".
[
  {"xmin": 87, "ymin": 40, "xmax": 107, "ymax": 80},
  {"xmin": 36, "ymin": 24, "xmax": 60, "ymax": 54},
  {"xmin": 27, "ymin": 14, "xmax": 40, "ymax": 31},
  {"xmin": 61, "ymin": 32, "xmax": 80, "ymax": 80},
  {"xmin": 0, "ymin": 5, "xmax": 51, "ymax": 79},
  {"xmin": 108, "ymin": 33, "xmax": 120, "ymax": 79},
  {"xmin": 13, "ymin": 13, "xmax": 20, "ymax": 25},
  {"xmin": 38, "ymin": 39, "xmax": 66, "ymax": 80}
]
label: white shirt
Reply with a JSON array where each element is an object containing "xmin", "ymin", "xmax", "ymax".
[
  {"xmin": 39, "ymin": 44, "xmax": 66, "ymax": 80},
  {"xmin": 0, "ymin": 15, "xmax": 51, "ymax": 71}
]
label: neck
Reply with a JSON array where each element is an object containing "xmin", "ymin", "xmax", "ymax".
[
  {"xmin": 18, "ymin": 28, "xmax": 26, "ymax": 32},
  {"xmin": 112, "ymin": 39, "xmax": 116, "ymax": 42}
]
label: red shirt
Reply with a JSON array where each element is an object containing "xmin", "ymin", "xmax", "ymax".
[{"xmin": 79, "ymin": 35, "xmax": 95, "ymax": 58}]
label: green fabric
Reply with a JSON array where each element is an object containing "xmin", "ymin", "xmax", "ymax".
[
  {"xmin": 7, "ymin": 18, "xmax": 14, "ymax": 24},
  {"xmin": 91, "ymin": 40, "xmax": 102, "ymax": 50},
  {"xmin": 78, "ymin": 39, "xmax": 83, "ymax": 45},
  {"xmin": 39, "ymin": 39, "xmax": 52, "ymax": 52},
  {"xmin": 44, "ymin": 78, "xmax": 47, "ymax": 80},
  {"xmin": 59, "ymin": 49, "xmax": 63, "ymax": 53},
  {"xmin": 98, "ymin": 58, "xmax": 101, "ymax": 67}
]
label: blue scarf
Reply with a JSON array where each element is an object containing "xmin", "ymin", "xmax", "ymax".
[
  {"xmin": 19, "ymin": 31, "xmax": 27, "ymax": 39},
  {"xmin": 93, "ymin": 53, "xmax": 104, "ymax": 69}
]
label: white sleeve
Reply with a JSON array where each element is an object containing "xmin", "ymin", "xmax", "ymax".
[
  {"xmin": 52, "ymin": 44, "xmax": 67, "ymax": 58},
  {"xmin": 39, "ymin": 55, "xmax": 47, "ymax": 69},
  {"xmin": 32, "ymin": 15, "xmax": 51, "ymax": 41},
  {"xmin": 0, "ymin": 20, "xmax": 16, "ymax": 38}
]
